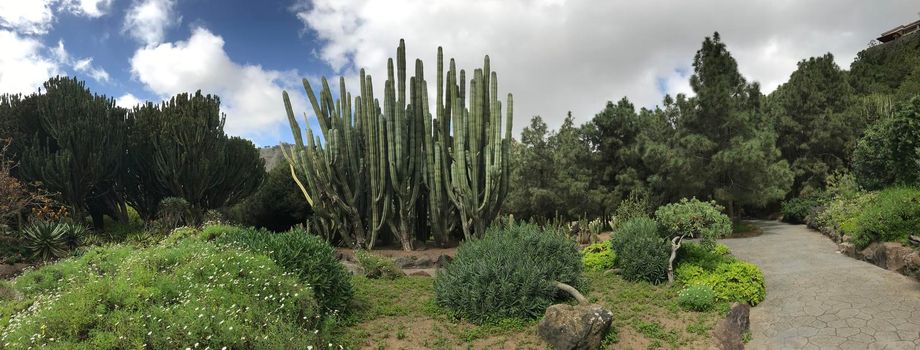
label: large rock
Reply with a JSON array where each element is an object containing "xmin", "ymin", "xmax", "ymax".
[
  {"xmin": 712, "ymin": 302, "xmax": 751, "ymax": 350},
  {"xmin": 393, "ymin": 256, "xmax": 434, "ymax": 269},
  {"xmin": 538, "ymin": 303, "xmax": 613, "ymax": 350},
  {"xmin": 883, "ymin": 243, "xmax": 920, "ymax": 280},
  {"xmin": 838, "ymin": 242, "xmax": 856, "ymax": 257}
]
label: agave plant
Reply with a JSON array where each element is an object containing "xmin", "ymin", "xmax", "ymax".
[{"xmin": 20, "ymin": 221, "xmax": 71, "ymax": 260}]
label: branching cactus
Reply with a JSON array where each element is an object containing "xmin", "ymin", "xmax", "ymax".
[{"xmin": 282, "ymin": 39, "xmax": 513, "ymax": 249}]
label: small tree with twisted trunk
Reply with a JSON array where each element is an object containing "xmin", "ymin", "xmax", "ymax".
[{"xmin": 655, "ymin": 198, "xmax": 732, "ymax": 284}]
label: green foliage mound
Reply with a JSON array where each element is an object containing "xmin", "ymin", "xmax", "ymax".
[
  {"xmin": 781, "ymin": 197, "xmax": 819, "ymax": 224},
  {"xmin": 677, "ymin": 284, "xmax": 716, "ymax": 311},
  {"xmin": 0, "ymin": 241, "xmax": 322, "ymax": 349},
  {"xmin": 611, "ymin": 217, "xmax": 669, "ymax": 284},
  {"xmin": 581, "ymin": 241, "xmax": 616, "ymax": 272},
  {"xmin": 211, "ymin": 225, "xmax": 353, "ymax": 314},
  {"xmin": 434, "ymin": 223, "xmax": 584, "ymax": 324},
  {"xmin": 853, "ymin": 187, "xmax": 920, "ymax": 248},
  {"xmin": 354, "ymin": 250, "xmax": 404, "ymax": 280},
  {"xmin": 675, "ymin": 243, "xmax": 766, "ymax": 305}
]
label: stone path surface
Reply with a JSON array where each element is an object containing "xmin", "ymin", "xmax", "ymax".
[{"xmin": 720, "ymin": 220, "xmax": 920, "ymax": 350}]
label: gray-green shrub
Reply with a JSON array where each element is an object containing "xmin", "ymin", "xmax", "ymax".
[
  {"xmin": 434, "ymin": 223, "xmax": 584, "ymax": 323},
  {"xmin": 610, "ymin": 217, "xmax": 669, "ymax": 283}
]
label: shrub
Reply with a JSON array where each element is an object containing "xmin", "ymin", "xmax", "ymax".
[
  {"xmin": 155, "ymin": 197, "xmax": 193, "ymax": 229},
  {"xmin": 854, "ymin": 187, "xmax": 920, "ymax": 248},
  {"xmin": 213, "ymin": 225, "xmax": 353, "ymax": 314},
  {"xmin": 677, "ymin": 285, "xmax": 716, "ymax": 311},
  {"xmin": 18, "ymin": 220, "xmax": 85, "ymax": 260},
  {"xmin": 434, "ymin": 223, "xmax": 584, "ymax": 323},
  {"xmin": 1, "ymin": 241, "xmax": 322, "ymax": 349},
  {"xmin": 582, "ymin": 241, "xmax": 616, "ymax": 272},
  {"xmin": 814, "ymin": 191, "xmax": 876, "ymax": 234},
  {"xmin": 682, "ymin": 261, "xmax": 766, "ymax": 305},
  {"xmin": 713, "ymin": 243, "xmax": 731, "ymax": 256},
  {"xmin": 354, "ymin": 250, "xmax": 404, "ymax": 280},
  {"xmin": 676, "ymin": 242, "xmax": 732, "ymax": 271},
  {"xmin": 226, "ymin": 160, "xmax": 312, "ymax": 232},
  {"xmin": 781, "ymin": 197, "xmax": 819, "ymax": 224},
  {"xmin": 611, "ymin": 217, "xmax": 669, "ymax": 283},
  {"xmin": 609, "ymin": 190, "xmax": 651, "ymax": 230}
]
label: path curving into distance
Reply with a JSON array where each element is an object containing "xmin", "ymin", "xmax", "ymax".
[{"xmin": 720, "ymin": 220, "xmax": 920, "ymax": 350}]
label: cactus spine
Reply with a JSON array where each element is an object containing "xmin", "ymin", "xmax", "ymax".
[{"xmin": 283, "ymin": 40, "xmax": 512, "ymax": 249}]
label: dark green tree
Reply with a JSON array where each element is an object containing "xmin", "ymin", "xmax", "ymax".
[
  {"xmin": 18, "ymin": 77, "xmax": 126, "ymax": 225},
  {"xmin": 584, "ymin": 97, "xmax": 646, "ymax": 205},
  {"xmin": 675, "ymin": 33, "xmax": 792, "ymax": 218},
  {"xmin": 769, "ymin": 54, "xmax": 866, "ymax": 195},
  {"xmin": 124, "ymin": 92, "xmax": 264, "ymax": 219},
  {"xmin": 228, "ymin": 159, "xmax": 313, "ymax": 231},
  {"xmin": 852, "ymin": 97, "xmax": 920, "ymax": 190}
]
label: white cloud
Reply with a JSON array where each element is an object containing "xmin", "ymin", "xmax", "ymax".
[
  {"xmin": 129, "ymin": 27, "xmax": 305, "ymax": 143},
  {"xmin": 123, "ymin": 0, "xmax": 177, "ymax": 45},
  {"xmin": 115, "ymin": 93, "xmax": 142, "ymax": 108},
  {"xmin": 0, "ymin": 30, "xmax": 61, "ymax": 94},
  {"xmin": 73, "ymin": 57, "xmax": 109, "ymax": 82},
  {"xmin": 293, "ymin": 0, "xmax": 920, "ymax": 133},
  {"xmin": 51, "ymin": 40, "xmax": 110, "ymax": 83},
  {"xmin": 0, "ymin": 0, "xmax": 54, "ymax": 35},
  {"xmin": 60, "ymin": 0, "xmax": 115, "ymax": 17}
]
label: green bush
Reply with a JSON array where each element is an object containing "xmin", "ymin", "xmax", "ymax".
[
  {"xmin": 354, "ymin": 250, "xmax": 404, "ymax": 280},
  {"xmin": 0, "ymin": 241, "xmax": 323, "ymax": 349},
  {"xmin": 677, "ymin": 284, "xmax": 716, "ymax": 311},
  {"xmin": 582, "ymin": 241, "xmax": 616, "ymax": 272},
  {"xmin": 854, "ymin": 187, "xmax": 920, "ymax": 248},
  {"xmin": 655, "ymin": 198, "xmax": 731, "ymax": 244},
  {"xmin": 681, "ymin": 261, "xmax": 766, "ymax": 305},
  {"xmin": 814, "ymin": 191, "xmax": 876, "ymax": 234},
  {"xmin": 434, "ymin": 223, "xmax": 584, "ymax": 323},
  {"xmin": 213, "ymin": 225, "xmax": 353, "ymax": 314},
  {"xmin": 611, "ymin": 217, "xmax": 669, "ymax": 284},
  {"xmin": 226, "ymin": 160, "xmax": 312, "ymax": 232},
  {"xmin": 18, "ymin": 220, "xmax": 86, "ymax": 260},
  {"xmin": 713, "ymin": 243, "xmax": 731, "ymax": 256},
  {"xmin": 610, "ymin": 190, "xmax": 652, "ymax": 230},
  {"xmin": 781, "ymin": 197, "xmax": 819, "ymax": 224},
  {"xmin": 677, "ymin": 242, "xmax": 733, "ymax": 271}
]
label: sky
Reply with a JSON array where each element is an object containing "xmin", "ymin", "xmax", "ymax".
[{"xmin": 1, "ymin": 0, "xmax": 918, "ymax": 147}]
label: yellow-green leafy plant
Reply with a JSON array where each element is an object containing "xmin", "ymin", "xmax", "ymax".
[{"xmin": 582, "ymin": 241, "xmax": 616, "ymax": 272}]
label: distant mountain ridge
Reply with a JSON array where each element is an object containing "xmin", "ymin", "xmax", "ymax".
[{"xmin": 258, "ymin": 145, "xmax": 285, "ymax": 171}]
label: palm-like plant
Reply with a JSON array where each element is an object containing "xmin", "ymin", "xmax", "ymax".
[{"xmin": 20, "ymin": 221, "xmax": 70, "ymax": 260}]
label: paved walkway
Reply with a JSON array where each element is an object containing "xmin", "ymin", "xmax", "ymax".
[{"xmin": 720, "ymin": 220, "xmax": 920, "ymax": 350}]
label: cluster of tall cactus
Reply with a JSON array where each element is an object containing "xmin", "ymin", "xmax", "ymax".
[{"xmin": 282, "ymin": 40, "xmax": 513, "ymax": 250}]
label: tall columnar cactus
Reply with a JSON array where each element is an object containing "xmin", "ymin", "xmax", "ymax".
[
  {"xmin": 383, "ymin": 40, "xmax": 425, "ymax": 250},
  {"xmin": 440, "ymin": 55, "xmax": 514, "ymax": 240},
  {"xmin": 283, "ymin": 39, "xmax": 513, "ymax": 249}
]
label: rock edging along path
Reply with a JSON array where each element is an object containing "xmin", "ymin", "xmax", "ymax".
[{"xmin": 720, "ymin": 220, "xmax": 920, "ymax": 350}]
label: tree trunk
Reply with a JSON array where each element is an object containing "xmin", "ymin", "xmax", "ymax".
[
  {"xmin": 554, "ymin": 281, "xmax": 588, "ymax": 305},
  {"xmin": 667, "ymin": 234, "xmax": 687, "ymax": 284}
]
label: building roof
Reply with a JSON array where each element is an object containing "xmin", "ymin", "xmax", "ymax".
[{"xmin": 878, "ymin": 18, "xmax": 920, "ymax": 43}]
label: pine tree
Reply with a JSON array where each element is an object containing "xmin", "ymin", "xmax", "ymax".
[
  {"xmin": 676, "ymin": 33, "xmax": 792, "ymax": 218},
  {"xmin": 769, "ymin": 54, "xmax": 866, "ymax": 195}
]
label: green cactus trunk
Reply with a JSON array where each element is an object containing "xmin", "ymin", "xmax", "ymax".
[{"xmin": 282, "ymin": 39, "xmax": 512, "ymax": 248}]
